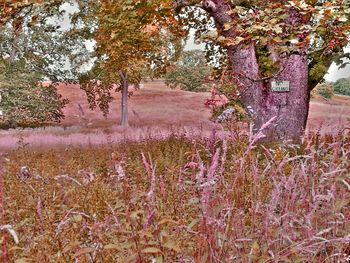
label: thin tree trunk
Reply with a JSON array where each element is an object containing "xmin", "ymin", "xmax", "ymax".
[
  {"xmin": 119, "ymin": 70, "xmax": 128, "ymax": 127},
  {"xmin": 9, "ymin": 19, "xmax": 22, "ymax": 64}
]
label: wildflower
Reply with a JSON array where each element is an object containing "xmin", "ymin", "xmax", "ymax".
[
  {"xmin": 217, "ymin": 107, "xmax": 235, "ymax": 123},
  {"xmin": 17, "ymin": 166, "xmax": 31, "ymax": 180},
  {"xmin": 82, "ymin": 171, "xmax": 96, "ymax": 185},
  {"xmin": 114, "ymin": 162, "xmax": 125, "ymax": 180}
]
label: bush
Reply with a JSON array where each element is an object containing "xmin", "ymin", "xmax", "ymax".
[
  {"xmin": 164, "ymin": 50, "xmax": 212, "ymax": 92},
  {"xmin": 333, "ymin": 77, "xmax": 350, "ymax": 96},
  {"xmin": 314, "ymin": 82, "xmax": 334, "ymax": 99},
  {"xmin": 0, "ymin": 59, "xmax": 68, "ymax": 128}
]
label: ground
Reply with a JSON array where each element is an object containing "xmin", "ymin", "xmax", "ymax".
[{"xmin": 0, "ymin": 80, "xmax": 349, "ymax": 151}]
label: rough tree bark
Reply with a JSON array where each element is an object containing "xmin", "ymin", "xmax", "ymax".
[
  {"xmin": 119, "ymin": 70, "xmax": 129, "ymax": 127},
  {"xmin": 203, "ymin": 0, "xmax": 311, "ymax": 141}
]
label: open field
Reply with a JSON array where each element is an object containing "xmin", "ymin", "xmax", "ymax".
[
  {"xmin": 0, "ymin": 81, "xmax": 349, "ymax": 151},
  {"xmin": 1, "ymin": 81, "xmax": 350, "ymax": 262},
  {"xmin": 308, "ymin": 94, "xmax": 350, "ymax": 131},
  {"xmin": 59, "ymin": 81, "xmax": 214, "ymax": 130}
]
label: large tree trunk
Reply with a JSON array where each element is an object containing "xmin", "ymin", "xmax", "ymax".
[
  {"xmin": 205, "ymin": 1, "xmax": 310, "ymax": 142},
  {"xmin": 253, "ymin": 54, "xmax": 310, "ymax": 141},
  {"xmin": 228, "ymin": 46, "xmax": 310, "ymax": 141},
  {"xmin": 119, "ymin": 70, "xmax": 129, "ymax": 127}
]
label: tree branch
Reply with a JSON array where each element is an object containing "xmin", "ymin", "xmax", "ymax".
[
  {"xmin": 173, "ymin": 0, "xmax": 203, "ymax": 12},
  {"xmin": 308, "ymin": 54, "xmax": 336, "ymax": 91}
]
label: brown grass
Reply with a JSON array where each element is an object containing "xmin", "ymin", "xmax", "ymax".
[
  {"xmin": 1, "ymin": 82, "xmax": 349, "ymax": 262},
  {"xmin": 308, "ymin": 94, "xmax": 350, "ymax": 132},
  {"xmin": 1, "ymin": 131, "xmax": 349, "ymax": 262},
  {"xmin": 59, "ymin": 80, "xmax": 213, "ymax": 130}
]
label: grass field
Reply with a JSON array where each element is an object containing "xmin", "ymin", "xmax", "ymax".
[
  {"xmin": 0, "ymin": 81, "xmax": 349, "ymax": 151},
  {"xmin": 0, "ymin": 81, "xmax": 350, "ymax": 262}
]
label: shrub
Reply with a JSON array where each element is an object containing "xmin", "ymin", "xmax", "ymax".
[
  {"xmin": 333, "ymin": 77, "xmax": 350, "ymax": 96},
  {"xmin": 314, "ymin": 82, "xmax": 334, "ymax": 99},
  {"xmin": 164, "ymin": 50, "xmax": 212, "ymax": 92},
  {"xmin": 0, "ymin": 59, "xmax": 68, "ymax": 128}
]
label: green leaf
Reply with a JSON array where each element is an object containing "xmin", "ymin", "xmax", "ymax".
[
  {"xmin": 72, "ymin": 214, "xmax": 83, "ymax": 222},
  {"xmin": 223, "ymin": 23, "xmax": 232, "ymax": 31},
  {"xmin": 187, "ymin": 219, "xmax": 199, "ymax": 230},
  {"xmin": 227, "ymin": 36, "xmax": 245, "ymax": 46}
]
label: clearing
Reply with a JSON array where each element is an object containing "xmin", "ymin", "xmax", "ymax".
[{"xmin": 0, "ymin": 80, "xmax": 349, "ymax": 150}]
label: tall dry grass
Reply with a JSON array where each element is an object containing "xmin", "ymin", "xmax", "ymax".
[{"xmin": 0, "ymin": 127, "xmax": 349, "ymax": 262}]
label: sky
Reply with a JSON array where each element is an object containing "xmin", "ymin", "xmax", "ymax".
[
  {"xmin": 324, "ymin": 48, "xmax": 350, "ymax": 82},
  {"xmin": 59, "ymin": 3, "xmax": 350, "ymax": 82}
]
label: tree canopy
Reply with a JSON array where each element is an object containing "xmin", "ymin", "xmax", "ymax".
[
  {"xmin": 165, "ymin": 49, "xmax": 212, "ymax": 91},
  {"xmin": 0, "ymin": 0, "xmax": 71, "ymax": 128},
  {"xmin": 333, "ymin": 77, "xmax": 350, "ymax": 96},
  {"xmin": 0, "ymin": 59, "xmax": 68, "ymax": 128},
  {"xmin": 77, "ymin": 0, "xmax": 186, "ymax": 118},
  {"xmin": 174, "ymin": 0, "xmax": 350, "ymax": 86}
]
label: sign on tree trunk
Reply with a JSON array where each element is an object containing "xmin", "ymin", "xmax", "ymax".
[{"xmin": 271, "ymin": 81, "xmax": 290, "ymax": 92}]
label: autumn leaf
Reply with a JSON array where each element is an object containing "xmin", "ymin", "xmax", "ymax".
[
  {"xmin": 141, "ymin": 247, "xmax": 163, "ymax": 254},
  {"xmin": 74, "ymin": 247, "xmax": 96, "ymax": 257}
]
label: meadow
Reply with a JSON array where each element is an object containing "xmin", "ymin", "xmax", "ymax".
[
  {"xmin": 0, "ymin": 81, "xmax": 349, "ymax": 262},
  {"xmin": 0, "ymin": 81, "xmax": 349, "ymax": 151}
]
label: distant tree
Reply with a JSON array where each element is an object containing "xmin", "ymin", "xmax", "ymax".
[
  {"xmin": 313, "ymin": 82, "xmax": 334, "ymax": 99},
  {"xmin": 333, "ymin": 78, "xmax": 350, "ymax": 96},
  {"xmin": 165, "ymin": 50, "xmax": 212, "ymax": 92},
  {"xmin": 0, "ymin": 59, "xmax": 68, "ymax": 128},
  {"xmin": 75, "ymin": 0, "xmax": 183, "ymax": 127},
  {"xmin": 0, "ymin": 0, "xmax": 74, "ymax": 128}
]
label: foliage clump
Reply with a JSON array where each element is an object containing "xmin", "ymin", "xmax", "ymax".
[
  {"xmin": 255, "ymin": 45, "xmax": 280, "ymax": 78},
  {"xmin": 0, "ymin": 59, "xmax": 68, "ymax": 129},
  {"xmin": 165, "ymin": 50, "xmax": 212, "ymax": 92},
  {"xmin": 333, "ymin": 77, "xmax": 350, "ymax": 96},
  {"xmin": 205, "ymin": 70, "xmax": 249, "ymax": 125},
  {"xmin": 313, "ymin": 82, "xmax": 334, "ymax": 99}
]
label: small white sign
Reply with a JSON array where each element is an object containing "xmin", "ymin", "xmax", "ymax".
[{"xmin": 271, "ymin": 81, "xmax": 290, "ymax": 92}]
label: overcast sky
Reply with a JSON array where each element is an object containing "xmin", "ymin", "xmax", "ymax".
[{"xmin": 324, "ymin": 48, "xmax": 350, "ymax": 81}]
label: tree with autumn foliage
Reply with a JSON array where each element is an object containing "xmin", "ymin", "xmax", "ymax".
[
  {"xmin": 169, "ymin": 0, "xmax": 350, "ymax": 141},
  {"xmin": 77, "ymin": 0, "xmax": 184, "ymax": 127}
]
